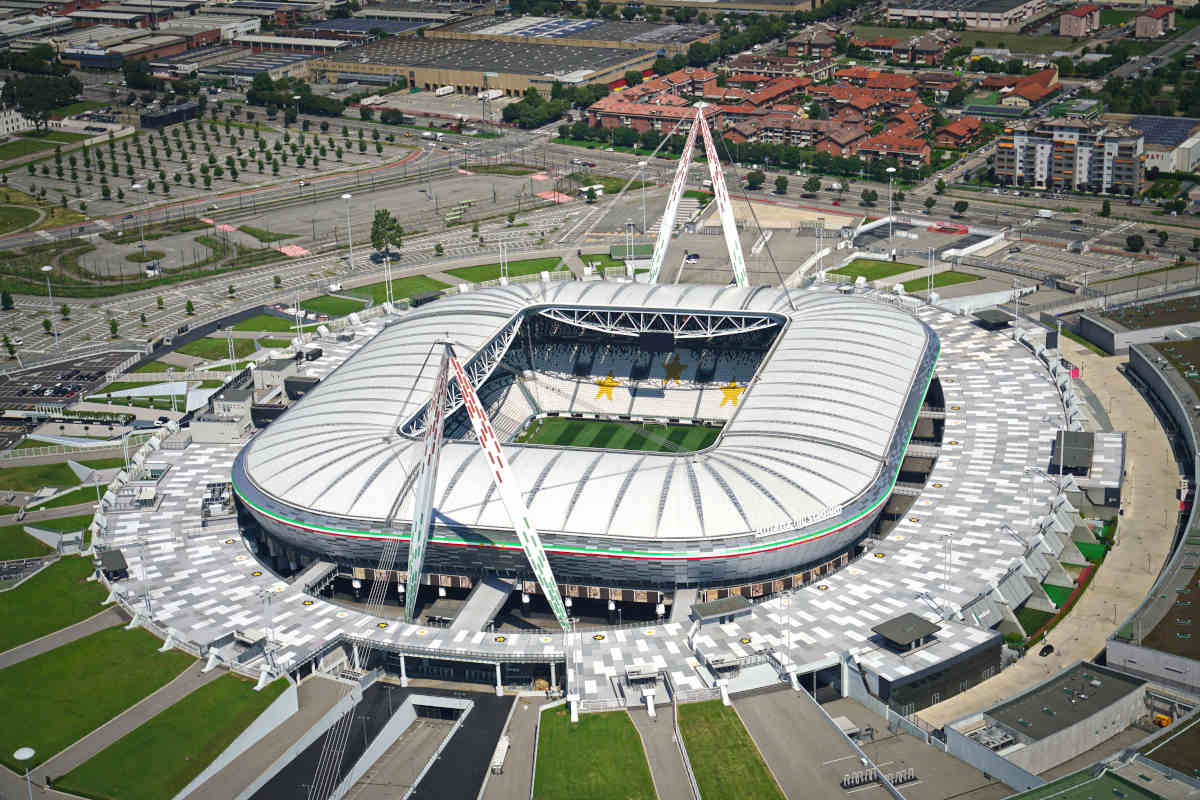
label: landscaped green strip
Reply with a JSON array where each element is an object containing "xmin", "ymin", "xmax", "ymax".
[
  {"xmin": 0, "ymin": 556, "xmax": 108, "ymax": 653},
  {"xmin": 921, "ymin": 271, "xmax": 980, "ymax": 290},
  {"xmin": 0, "ymin": 626, "xmax": 194, "ymax": 771},
  {"xmin": 1042, "ymin": 582, "xmax": 1074, "ymax": 608},
  {"xmin": 1015, "ymin": 605, "xmax": 1054, "ymax": 636},
  {"xmin": 0, "ymin": 522, "xmax": 54, "ymax": 560},
  {"xmin": 55, "ymin": 674, "xmax": 287, "ymax": 800},
  {"xmin": 831, "ymin": 259, "xmax": 923, "ymax": 282},
  {"xmin": 447, "ymin": 257, "xmax": 566, "ymax": 283},
  {"xmin": 678, "ymin": 700, "xmax": 784, "ymax": 800},
  {"xmin": 238, "ymin": 225, "xmax": 295, "ymax": 243},
  {"xmin": 174, "ymin": 337, "xmax": 256, "ymax": 361},
  {"xmin": 27, "ymin": 514, "xmax": 95, "ymax": 534},
  {"xmin": 533, "ymin": 708, "xmax": 654, "ymax": 800},
  {"xmin": 27, "ymin": 485, "xmax": 100, "ymax": 511},
  {"xmin": 1074, "ymin": 541, "xmax": 1106, "ymax": 563},
  {"xmin": 0, "ymin": 206, "xmax": 40, "ymax": 235},
  {"xmin": 232, "ymin": 313, "xmax": 317, "ymax": 333},
  {"xmin": 0, "ymin": 462, "xmax": 86, "ymax": 492},
  {"xmin": 0, "ymin": 138, "xmax": 56, "ymax": 161}
]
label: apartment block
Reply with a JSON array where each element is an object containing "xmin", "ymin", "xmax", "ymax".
[{"xmin": 994, "ymin": 119, "xmax": 1145, "ymax": 194}]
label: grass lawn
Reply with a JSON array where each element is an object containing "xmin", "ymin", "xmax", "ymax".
[
  {"xmin": 0, "ymin": 626, "xmax": 194, "ymax": 771},
  {"xmin": 0, "ymin": 138, "xmax": 55, "ymax": 161},
  {"xmin": 256, "ymin": 338, "xmax": 292, "ymax": 348},
  {"xmin": 26, "ymin": 131, "xmax": 89, "ymax": 144},
  {"xmin": 1042, "ymin": 583, "xmax": 1074, "ymax": 608},
  {"xmin": 238, "ymin": 225, "xmax": 295, "ymax": 243},
  {"xmin": 447, "ymin": 257, "xmax": 565, "ymax": 283},
  {"xmin": 683, "ymin": 189, "xmax": 714, "ymax": 202},
  {"xmin": 125, "ymin": 249, "xmax": 166, "ymax": 263},
  {"xmin": 533, "ymin": 708, "xmax": 654, "ymax": 800},
  {"xmin": 1015, "ymin": 605, "xmax": 1055, "ymax": 636},
  {"xmin": 0, "ymin": 462, "xmax": 84, "ymax": 493},
  {"xmin": 830, "ymin": 259, "xmax": 922, "ymax": 282},
  {"xmin": 678, "ymin": 700, "xmax": 784, "ymax": 800},
  {"xmin": 0, "ymin": 205, "xmax": 40, "ymax": 235},
  {"xmin": 580, "ymin": 253, "xmax": 624, "ymax": 271},
  {"xmin": 28, "ymin": 485, "xmax": 99, "ymax": 511},
  {"xmin": 174, "ymin": 337, "xmax": 256, "ymax": 361},
  {"xmin": 349, "ymin": 274, "xmax": 450, "ymax": 305},
  {"xmin": 1100, "ymin": 8, "xmax": 1136, "ymax": 24},
  {"xmin": 518, "ymin": 418, "xmax": 720, "ymax": 452},
  {"xmin": 299, "ymin": 295, "xmax": 367, "ymax": 317},
  {"xmin": 0, "ymin": 556, "xmax": 107, "ymax": 653},
  {"xmin": 131, "ymin": 360, "xmax": 178, "ymax": 374},
  {"xmin": 1075, "ymin": 541, "xmax": 1106, "ymax": 563},
  {"xmin": 570, "ymin": 172, "xmax": 653, "ymax": 196},
  {"xmin": 28, "ymin": 514, "xmax": 95, "ymax": 534},
  {"xmin": 56, "ymin": 675, "xmax": 287, "ymax": 800},
  {"xmin": 920, "ymin": 271, "xmax": 981, "ymax": 290},
  {"xmin": 50, "ymin": 100, "xmax": 105, "ymax": 117},
  {"xmin": 0, "ymin": 522, "xmax": 53, "ymax": 560},
  {"xmin": 232, "ymin": 313, "xmax": 312, "ymax": 333}
]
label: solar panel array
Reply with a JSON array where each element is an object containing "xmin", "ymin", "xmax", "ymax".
[{"xmin": 1129, "ymin": 115, "xmax": 1200, "ymax": 147}]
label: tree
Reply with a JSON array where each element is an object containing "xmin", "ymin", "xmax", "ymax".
[
  {"xmin": 1192, "ymin": 237, "xmax": 1200, "ymax": 252},
  {"xmin": 1, "ymin": 75, "xmax": 83, "ymax": 133},
  {"xmin": 775, "ymin": 175, "xmax": 788, "ymax": 195},
  {"xmin": 2, "ymin": 334, "xmax": 12, "ymax": 359},
  {"xmin": 746, "ymin": 170, "xmax": 765, "ymax": 189},
  {"xmin": 274, "ymin": 275, "xmax": 282, "ymax": 288},
  {"xmin": 953, "ymin": 200, "xmax": 968, "ymax": 216},
  {"xmin": 434, "ymin": 243, "xmax": 444, "ymax": 256},
  {"xmin": 1157, "ymin": 230, "xmax": 1169, "ymax": 247},
  {"xmin": 861, "ymin": 188, "xmax": 878, "ymax": 206},
  {"xmin": 803, "ymin": 176, "xmax": 821, "ymax": 195},
  {"xmin": 924, "ymin": 196, "xmax": 936, "ymax": 212},
  {"xmin": 360, "ymin": 106, "xmax": 373, "ymax": 121},
  {"xmin": 109, "ymin": 318, "xmax": 118, "ymax": 338},
  {"xmin": 60, "ymin": 304, "xmax": 68, "ymax": 319},
  {"xmin": 185, "ymin": 299, "xmax": 195, "ymax": 315},
  {"xmin": 371, "ymin": 208, "xmax": 401, "ymax": 254},
  {"xmin": 0, "ymin": 289, "xmax": 11, "ymax": 311},
  {"xmin": 585, "ymin": 186, "xmax": 597, "ymax": 203},
  {"xmin": 935, "ymin": 178, "xmax": 946, "ymax": 195},
  {"xmin": 140, "ymin": 312, "xmax": 146, "ymax": 325},
  {"xmin": 1126, "ymin": 234, "xmax": 1144, "ymax": 252},
  {"xmin": 1100, "ymin": 199, "xmax": 1111, "ymax": 217},
  {"xmin": 42, "ymin": 318, "xmax": 51, "ymax": 335},
  {"xmin": 156, "ymin": 295, "xmax": 164, "ymax": 308},
  {"xmin": 624, "ymin": 70, "xmax": 644, "ymax": 87}
]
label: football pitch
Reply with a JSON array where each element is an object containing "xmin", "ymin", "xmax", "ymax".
[{"xmin": 517, "ymin": 417, "xmax": 720, "ymax": 452}]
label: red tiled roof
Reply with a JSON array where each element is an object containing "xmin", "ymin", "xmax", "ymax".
[
  {"xmin": 1062, "ymin": 3, "xmax": 1100, "ymax": 17},
  {"xmin": 1140, "ymin": 5, "xmax": 1174, "ymax": 18},
  {"xmin": 937, "ymin": 116, "xmax": 982, "ymax": 140},
  {"xmin": 858, "ymin": 133, "xmax": 930, "ymax": 153},
  {"xmin": 866, "ymin": 72, "xmax": 919, "ymax": 90}
]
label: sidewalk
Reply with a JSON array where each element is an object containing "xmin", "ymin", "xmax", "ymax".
[
  {"xmin": 0, "ymin": 607, "xmax": 126, "ymax": 671},
  {"xmin": 921, "ymin": 340, "xmax": 1177, "ymax": 727}
]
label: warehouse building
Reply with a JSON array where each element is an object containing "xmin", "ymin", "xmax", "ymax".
[
  {"xmin": 429, "ymin": 16, "xmax": 720, "ymax": 56},
  {"xmin": 233, "ymin": 32, "xmax": 350, "ymax": 54},
  {"xmin": 312, "ymin": 37, "xmax": 655, "ymax": 94},
  {"xmin": 159, "ymin": 14, "xmax": 259, "ymax": 40},
  {"xmin": 0, "ymin": 13, "xmax": 72, "ymax": 46},
  {"xmin": 885, "ymin": 0, "xmax": 1047, "ymax": 30}
]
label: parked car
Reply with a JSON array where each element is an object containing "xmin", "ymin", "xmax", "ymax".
[{"xmin": 1038, "ymin": 644, "xmax": 1054, "ymax": 657}]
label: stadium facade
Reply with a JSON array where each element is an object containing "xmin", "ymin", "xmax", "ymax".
[{"xmin": 233, "ymin": 280, "xmax": 939, "ymax": 590}]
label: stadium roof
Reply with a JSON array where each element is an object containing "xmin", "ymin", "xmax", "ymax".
[{"xmin": 240, "ymin": 283, "xmax": 935, "ymax": 544}]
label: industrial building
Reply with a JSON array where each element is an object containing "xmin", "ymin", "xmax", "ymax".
[
  {"xmin": 233, "ymin": 32, "xmax": 351, "ymax": 55},
  {"xmin": 994, "ymin": 118, "xmax": 1145, "ymax": 194},
  {"xmin": 1123, "ymin": 114, "xmax": 1200, "ymax": 172},
  {"xmin": 299, "ymin": 17, "xmax": 425, "ymax": 41},
  {"xmin": 159, "ymin": 14, "xmax": 259, "ymax": 40},
  {"xmin": 885, "ymin": 0, "xmax": 1048, "ymax": 29},
  {"xmin": 312, "ymin": 37, "xmax": 655, "ymax": 93},
  {"xmin": 0, "ymin": 14, "xmax": 72, "ymax": 46},
  {"xmin": 429, "ymin": 15, "xmax": 720, "ymax": 56}
]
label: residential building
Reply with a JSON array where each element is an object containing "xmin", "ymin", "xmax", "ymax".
[
  {"xmin": 856, "ymin": 132, "xmax": 931, "ymax": 166},
  {"xmin": 994, "ymin": 119, "xmax": 1145, "ymax": 194},
  {"xmin": 935, "ymin": 115, "xmax": 982, "ymax": 147},
  {"xmin": 1059, "ymin": 3, "xmax": 1101, "ymax": 37},
  {"xmin": 997, "ymin": 66, "xmax": 1060, "ymax": 109},
  {"xmin": 786, "ymin": 27, "xmax": 836, "ymax": 59},
  {"xmin": 585, "ymin": 94, "xmax": 719, "ymax": 135},
  {"xmin": 1135, "ymin": 5, "xmax": 1175, "ymax": 38}
]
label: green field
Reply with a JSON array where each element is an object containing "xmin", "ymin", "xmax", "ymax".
[
  {"xmin": 0, "ymin": 138, "xmax": 55, "ymax": 161},
  {"xmin": 28, "ymin": 485, "xmax": 100, "ymax": 511},
  {"xmin": 915, "ymin": 271, "xmax": 981, "ymax": 290},
  {"xmin": 1007, "ymin": 769, "xmax": 1162, "ymax": 799},
  {"xmin": 852, "ymin": 24, "xmax": 1073, "ymax": 54},
  {"xmin": 1015, "ymin": 605, "xmax": 1054, "ymax": 636},
  {"xmin": 0, "ymin": 556, "xmax": 108, "ymax": 653},
  {"xmin": 447, "ymin": 257, "xmax": 565, "ymax": 283},
  {"xmin": 28, "ymin": 131, "xmax": 90, "ymax": 144},
  {"xmin": 1042, "ymin": 583, "xmax": 1074, "ymax": 608},
  {"xmin": 349, "ymin": 274, "xmax": 450, "ymax": 305},
  {"xmin": 0, "ymin": 626, "xmax": 194, "ymax": 770},
  {"xmin": 28, "ymin": 514, "xmax": 95, "ymax": 534},
  {"xmin": 678, "ymin": 701, "xmax": 784, "ymax": 800},
  {"xmin": 232, "ymin": 313, "xmax": 315, "ymax": 333},
  {"xmin": 125, "ymin": 249, "xmax": 166, "ymax": 264},
  {"xmin": 1100, "ymin": 8, "xmax": 1136, "ymax": 25},
  {"xmin": 56, "ymin": 675, "xmax": 287, "ymax": 800},
  {"xmin": 131, "ymin": 360, "xmax": 178, "ymax": 374},
  {"xmin": 467, "ymin": 163, "xmax": 539, "ymax": 176},
  {"xmin": 533, "ymin": 708, "xmax": 655, "ymax": 800},
  {"xmin": 50, "ymin": 100, "xmax": 105, "ymax": 117},
  {"xmin": 517, "ymin": 418, "xmax": 720, "ymax": 452},
  {"xmin": 256, "ymin": 337, "xmax": 292, "ymax": 348},
  {"xmin": 0, "ymin": 462, "xmax": 88, "ymax": 492},
  {"xmin": 299, "ymin": 295, "xmax": 367, "ymax": 317},
  {"xmin": 0, "ymin": 205, "xmax": 40, "ymax": 235},
  {"xmin": 174, "ymin": 337, "xmax": 257, "ymax": 361},
  {"xmin": 0, "ymin": 521, "xmax": 54, "ymax": 560},
  {"xmin": 831, "ymin": 259, "xmax": 923, "ymax": 282},
  {"xmin": 1075, "ymin": 541, "xmax": 1106, "ymax": 562}
]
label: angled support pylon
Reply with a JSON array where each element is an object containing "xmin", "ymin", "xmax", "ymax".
[
  {"xmin": 696, "ymin": 108, "xmax": 749, "ymax": 288},
  {"xmin": 404, "ymin": 347, "xmax": 451, "ymax": 622},
  {"xmin": 447, "ymin": 345, "xmax": 572, "ymax": 632},
  {"xmin": 646, "ymin": 114, "xmax": 701, "ymax": 284}
]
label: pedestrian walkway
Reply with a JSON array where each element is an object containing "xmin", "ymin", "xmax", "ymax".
[
  {"xmin": 0, "ymin": 607, "xmax": 126, "ymax": 671},
  {"xmin": 628, "ymin": 707, "xmax": 693, "ymax": 800},
  {"xmin": 922, "ymin": 340, "xmax": 1178, "ymax": 727},
  {"xmin": 481, "ymin": 696, "xmax": 544, "ymax": 800}
]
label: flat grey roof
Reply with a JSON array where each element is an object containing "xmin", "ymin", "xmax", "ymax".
[
  {"xmin": 872, "ymin": 612, "xmax": 940, "ymax": 647},
  {"xmin": 890, "ymin": 0, "xmax": 1035, "ymax": 12},
  {"xmin": 986, "ymin": 663, "xmax": 1143, "ymax": 742},
  {"xmin": 444, "ymin": 15, "xmax": 717, "ymax": 45},
  {"xmin": 328, "ymin": 37, "xmax": 644, "ymax": 77},
  {"xmin": 99, "ymin": 549, "xmax": 127, "ymax": 571},
  {"xmin": 1052, "ymin": 430, "xmax": 1093, "ymax": 472},
  {"xmin": 693, "ymin": 595, "xmax": 752, "ymax": 620}
]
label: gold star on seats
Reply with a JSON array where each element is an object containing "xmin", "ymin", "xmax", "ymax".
[
  {"xmin": 594, "ymin": 372, "xmax": 620, "ymax": 401},
  {"xmin": 662, "ymin": 354, "xmax": 688, "ymax": 386},
  {"xmin": 719, "ymin": 381, "xmax": 746, "ymax": 407}
]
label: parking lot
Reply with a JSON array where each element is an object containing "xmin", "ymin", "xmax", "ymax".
[{"xmin": 0, "ymin": 350, "xmax": 135, "ymax": 410}]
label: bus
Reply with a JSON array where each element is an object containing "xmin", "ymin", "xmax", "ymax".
[{"xmin": 577, "ymin": 184, "xmax": 604, "ymax": 200}]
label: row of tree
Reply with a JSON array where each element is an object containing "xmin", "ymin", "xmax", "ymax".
[{"xmin": 246, "ymin": 74, "xmax": 345, "ymax": 117}]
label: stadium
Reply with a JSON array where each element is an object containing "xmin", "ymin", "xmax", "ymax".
[{"xmin": 232, "ymin": 280, "xmax": 940, "ymax": 590}]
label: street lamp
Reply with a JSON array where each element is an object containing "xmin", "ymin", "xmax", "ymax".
[
  {"xmin": 14, "ymin": 746, "xmax": 34, "ymax": 800},
  {"xmin": 637, "ymin": 160, "xmax": 647, "ymax": 233},
  {"xmin": 341, "ymin": 193, "xmax": 354, "ymax": 269},
  {"xmin": 130, "ymin": 182, "xmax": 146, "ymax": 256},
  {"xmin": 41, "ymin": 265, "xmax": 58, "ymax": 350},
  {"xmin": 886, "ymin": 166, "xmax": 897, "ymax": 248}
]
